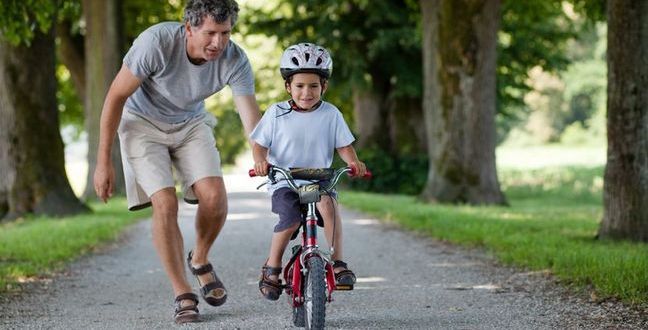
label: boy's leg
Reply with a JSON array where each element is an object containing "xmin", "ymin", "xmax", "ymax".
[
  {"xmin": 317, "ymin": 195, "xmax": 343, "ymax": 261},
  {"xmin": 260, "ymin": 223, "xmax": 299, "ymax": 298},
  {"xmin": 317, "ymin": 196, "xmax": 356, "ymax": 287},
  {"xmin": 267, "ymin": 223, "xmax": 300, "ymax": 269}
]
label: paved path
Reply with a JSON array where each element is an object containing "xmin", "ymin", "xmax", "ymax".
[{"xmin": 1, "ymin": 174, "xmax": 645, "ymax": 329}]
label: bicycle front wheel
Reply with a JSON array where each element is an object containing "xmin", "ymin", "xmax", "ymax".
[{"xmin": 304, "ymin": 256, "xmax": 326, "ymax": 330}]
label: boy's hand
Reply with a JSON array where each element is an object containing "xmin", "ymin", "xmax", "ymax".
[
  {"xmin": 254, "ymin": 160, "xmax": 269, "ymax": 176},
  {"xmin": 348, "ymin": 161, "xmax": 367, "ymax": 177}
]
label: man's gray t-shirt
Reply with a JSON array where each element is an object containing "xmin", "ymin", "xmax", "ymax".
[
  {"xmin": 123, "ymin": 22, "xmax": 255, "ymax": 124},
  {"xmin": 250, "ymin": 101, "xmax": 355, "ymax": 193}
]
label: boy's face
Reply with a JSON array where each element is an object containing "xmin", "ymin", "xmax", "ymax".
[
  {"xmin": 286, "ymin": 73, "xmax": 327, "ymax": 110},
  {"xmin": 185, "ymin": 16, "xmax": 232, "ymax": 64}
]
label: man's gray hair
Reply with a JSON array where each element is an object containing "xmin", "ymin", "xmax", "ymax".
[{"xmin": 184, "ymin": 0, "xmax": 239, "ymax": 27}]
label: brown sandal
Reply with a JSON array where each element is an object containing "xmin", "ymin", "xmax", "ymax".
[
  {"xmin": 187, "ymin": 251, "xmax": 227, "ymax": 306},
  {"xmin": 333, "ymin": 260, "xmax": 356, "ymax": 290},
  {"xmin": 174, "ymin": 293, "xmax": 200, "ymax": 324},
  {"xmin": 259, "ymin": 264, "xmax": 283, "ymax": 301}
]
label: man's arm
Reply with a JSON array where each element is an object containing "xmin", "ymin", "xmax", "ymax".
[
  {"xmin": 233, "ymin": 94, "xmax": 262, "ymax": 147},
  {"xmin": 93, "ymin": 64, "xmax": 142, "ymax": 202}
]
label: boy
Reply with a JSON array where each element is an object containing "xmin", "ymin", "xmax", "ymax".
[{"xmin": 251, "ymin": 43, "xmax": 367, "ymax": 300}]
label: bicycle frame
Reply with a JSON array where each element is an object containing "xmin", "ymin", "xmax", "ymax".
[
  {"xmin": 284, "ymin": 201, "xmax": 338, "ymax": 306},
  {"xmin": 249, "ymin": 165, "xmax": 370, "ymax": 328},
  {"xmin": 265, "ymin": 166, "xmax": 354, "ymax": 306}
]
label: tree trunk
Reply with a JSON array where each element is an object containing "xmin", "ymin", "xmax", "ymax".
[
  {"xmin": 0, "ymin": 29, "xmax": 88, "ymax": 220},
  {"xmin": 82, "ymin": 0, "xmax": 125, "ymax": 199},
  {"xmin": 419, "ymin": 0, "xmax": 506, "ymax": 205},
  {"xmin": 598, "ymin": 0, "xmax": 648, "ymax": 242},
  {"xmin": 57, "ymin": 20, "xmax": 86, "ymax": 103},
  {"xmin": 388, "ymin": 97, "xmax": 427, "ymax": 155},
  {"xmin": 352, "ymin": 88, "xmax": 390, "ymax": 150}
]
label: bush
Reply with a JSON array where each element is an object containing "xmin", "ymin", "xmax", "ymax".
[
  {"xmin": 338, "ymin": 148, "xmax": 428, "ymax": 195},
  {"xmin": 211, "ymin": 108, "xmax": 247, "ymax": 165}
]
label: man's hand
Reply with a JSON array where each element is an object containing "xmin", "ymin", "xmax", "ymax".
[{"xmin": 94, "ymin": 162, "xmax": 115, "ymax": 203}]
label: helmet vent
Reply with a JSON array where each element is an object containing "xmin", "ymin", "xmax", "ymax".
[
  {"xmin": 291, "ymin": 57, "xmax": 299, "ymax": 65},
  {"xmin": 316, "ymin": 58, "xmax": 322, "ymax": 65},
  {"xmin": 305, "ymin": 53, "xmax": 310, "ymax": 61}
]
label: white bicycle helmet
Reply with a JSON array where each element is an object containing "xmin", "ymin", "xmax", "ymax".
[{"xmin": 280, "ymin": 43, "xmax": 333, "ymax": 80}]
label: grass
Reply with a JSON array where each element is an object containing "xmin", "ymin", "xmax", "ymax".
[
  {"xmin": 340, "ymin": 165, "xmax": 648, "ymax": 306},
  {"xmin": 0, "ymin": 198, "xmax": 150, "ymax": 292}
]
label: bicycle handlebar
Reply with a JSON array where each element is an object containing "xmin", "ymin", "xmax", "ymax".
[{"xmin": 249, "ymin": 165, "xmax": 371, "ymax": 192}]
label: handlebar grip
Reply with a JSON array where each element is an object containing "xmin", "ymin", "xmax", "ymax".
[
  {"xmin": 349, "ymin": 167, "xmax": 372, "ymax": 179},
  {"xmin": 249, "ymin": 164, "xmax": 273, "ymax": 177}
]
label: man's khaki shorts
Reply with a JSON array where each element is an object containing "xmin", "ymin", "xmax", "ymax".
[{"xmin": 118, "ymin": 110, "xmax": 222, "ymax": 210}]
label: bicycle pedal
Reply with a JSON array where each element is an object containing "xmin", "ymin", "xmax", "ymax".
[{"xmin": 335, "ymin": 284, "xmax": 353, "ymax": 291}]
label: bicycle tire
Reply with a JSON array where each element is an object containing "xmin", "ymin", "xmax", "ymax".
[{"xmin": 304, "ymin": 257, "xmax": 326, "ymax": 330}]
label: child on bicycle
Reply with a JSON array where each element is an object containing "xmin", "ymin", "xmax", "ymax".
[{"xmin": 251, "ymin": 43, "xmax": 367, "ymax": 301}]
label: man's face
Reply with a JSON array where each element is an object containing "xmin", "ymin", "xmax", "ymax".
[{"xmin": 186, "ymin": 16, "xmax": 232, "ymax": 64}]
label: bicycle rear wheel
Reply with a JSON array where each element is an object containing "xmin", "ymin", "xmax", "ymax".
[{"xmin": 303, "ymin": 256, "xmax": 326, "ymax": 329}]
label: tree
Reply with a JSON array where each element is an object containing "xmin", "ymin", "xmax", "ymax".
[
  {"xmin": 242, "ymin": 0, "xmax": 425, "ymax": 155},
  {"xmin": 57, "ymin": 0, "xmax": 185, "ymax": 197},
  {"xmin": 598, "ymin": 0, "xmax": 648, "ymax": 242},
  {"xmin": 82, "ymin": 0, "xmax": 125, "ymax": 199},
  {"xmin": 419, "ymin": 0, "xmax": 506, "ymax": 205},
  {"xmin": 0, "ymin": 3, "xmax": 88, "ymax": 219}
]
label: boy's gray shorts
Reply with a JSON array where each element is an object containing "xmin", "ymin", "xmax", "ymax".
[
  {"xmin": 118, "ymin": 110, "xmax": 222, "ymax": 210},
  {"xmin": 270, "ymin": 187, "xmax": 337, "ymax": 233}
]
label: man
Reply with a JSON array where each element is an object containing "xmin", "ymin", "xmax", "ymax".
[{"xmin": 93, "ymin": 0, "xmax": 260, "ymax": 324}]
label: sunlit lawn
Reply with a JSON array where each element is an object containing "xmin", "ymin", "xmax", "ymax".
[
  {"xmin": 341, "ymin": 145, "xmax": 648, "ymax": 306},
  {"xmin": 0, "ymin": 198, "xmax": 150, "ymax": 292}
]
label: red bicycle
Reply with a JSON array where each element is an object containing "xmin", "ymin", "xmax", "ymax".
[{"xmin": 249, "ymin": 165, "xmax": 371, "ymax": 329}]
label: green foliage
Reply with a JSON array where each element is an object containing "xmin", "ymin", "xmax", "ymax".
[
  {"xmin": 243, "ymin": 1, "xmax": 606, "ymax": 147},
  {"xmin": 341, "ymin": 166, "xmax": 648, "ymax": 306},
  {"xmin": 241, "ymin": 0, "xmax": 422, "ymax": 117},
  {"xmin": 0, "ymin": 198, "xmax": 149, "ymax": 292},
  {"xmin": 569, "ymin": 0, "xmax": 606, "ymax": 23},
  {"xmin": 56, "ymin": 65, "xmax": 84, "ymax": 138},
  {"xmin": 122, "ymin": 0, "xmax": 184, "ymax": 46},
  {"xmin": 0, "ymin": 0, "xmax": 57, "ymax": 45},
  {"xmin": 210, "ymin": 107, "xmax": 247, "ymax": 165},
  {"xmin": 503, "ymin": 21, "xmax": 607, "ymax": 146},
  {"xmin": 337, "ymin": 148, "xmax": 428, "ymax": 195},
  {"xmin": 497, "ymin": 0, "xmax": 577, "ymax": 138}
]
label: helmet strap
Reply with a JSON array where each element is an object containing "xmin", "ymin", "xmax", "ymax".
[{"xmin": 289, "ymin": 99, "xmax": 322, "ymax": 112}]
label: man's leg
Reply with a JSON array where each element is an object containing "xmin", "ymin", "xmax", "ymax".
[
  {"xmin": 150, "ymin": 188, "xmax": 192, "ymax": 296},
  {"xmin": 189, "ymin": 177, "xmax": 227, "ymax": 281}
]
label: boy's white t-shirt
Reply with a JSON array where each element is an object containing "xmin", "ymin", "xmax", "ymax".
[{"xmin": 250, "ymin": 101, "xmax": 355, "ymax": 193}]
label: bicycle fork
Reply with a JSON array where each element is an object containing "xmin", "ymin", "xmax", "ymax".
[{"xmin": 286, "ymin": 202, "xmax": 337, "ymax": 306}]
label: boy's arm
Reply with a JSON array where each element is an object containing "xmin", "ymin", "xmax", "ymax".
[
  {"xmin": 336, "ymin": 145, "xmax": 367, "ymax": 177},
  {"xmin": 252, "ymin": 142, "xmax": 270, "ymax": 176}
]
